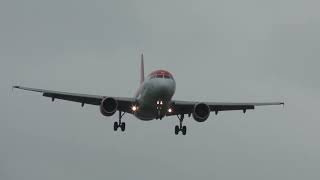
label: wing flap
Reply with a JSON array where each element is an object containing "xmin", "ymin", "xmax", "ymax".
[
  {"xmin": 42, "ymin": 92, "xmax": 102, "ymax": 105},
  {"xmin": 13, "ymin": 86, "xmax": 136, "ymax": 113},
  {"xmin": 169, "ymin": 100, "xmax": 283, "ymax": 116},
  {"xmin": 210, "ymin": 105, "xmax": 254, "ymax": 112},
  {"xmin": 14, "ymin": 86, "xmax": 103, "ymax": 105}
]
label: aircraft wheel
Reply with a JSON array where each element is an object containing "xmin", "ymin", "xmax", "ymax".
[
  {"xmin": 120, "ymin": 122, "xmax": 126, "ymax": 132},
  {"xmin": 114, "ymin": 122, "xmax": 118, "ymax": 131},
  {"xmin": 182, "ymin": 126, "xmax": 187, "ymax": 135},
  {"xmin": 175, "ymin": 125, "xmax": 180, "ymax": 135}
]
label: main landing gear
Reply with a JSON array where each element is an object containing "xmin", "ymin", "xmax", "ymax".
[
  {"xmin": 114, "ymin": 111, "xmax": 126, "ymax": 132},
  {"xmin": 175, "ymin": 114, "xmax": 187, "ymax": 135}
]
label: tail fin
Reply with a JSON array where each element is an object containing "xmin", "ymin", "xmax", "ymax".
[{"xmin": 140, "ymin": 53, "xmax": 145, "ymax": 84}]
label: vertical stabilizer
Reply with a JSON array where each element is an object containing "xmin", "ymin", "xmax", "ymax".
[{"xmin": 140, "ymin": 53, "xmax": 145, "ymax": 84}]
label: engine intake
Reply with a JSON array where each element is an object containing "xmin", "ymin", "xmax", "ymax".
[
  {"xmin": 192, "ymin": 103, "xmax": 210, "ymax": 122},
  {"xmin": 100, "ymin": 97, "xmax": 118, "ymax": 116}
]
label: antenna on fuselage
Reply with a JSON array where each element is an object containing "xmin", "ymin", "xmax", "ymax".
[{"xmin": 140, "ymin": 53, "xmax": 145, "ymax": 84}]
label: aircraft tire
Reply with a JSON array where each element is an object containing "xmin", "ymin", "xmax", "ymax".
[
  {"xmin": 182, "ymin": 126, "xmax": 187, "ymax": 135},
  {"xmin": 175, "ymin": 125, "xmax": 179, "ymax": 135},
  {"xmin": 114, "ymin": 122, "xmax": 118, "ymax": 131},
  {"xmin": 121, "ymin": 122, "xmax": 126, "ymax": 132}
]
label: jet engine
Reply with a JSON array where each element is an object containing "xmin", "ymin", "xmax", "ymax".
[
  {"xmin": 100, "ymin": 97, "xmax": 118, "ymax": 116},
  {"xmin": 192, "ymin": 103, "xmax": 210, "ymax": 122}
]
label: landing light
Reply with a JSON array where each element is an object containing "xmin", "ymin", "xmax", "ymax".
[
  {"xmin": 132, "ymin": 106, "xmax": 138, "ymax": 111},
  {"xmin": 168, "ymin": 108, "xmax": 172, "ymax": 113},
  {"xmin": 157, "ymin": 101, "xmax": 163, "ymax": 105}
]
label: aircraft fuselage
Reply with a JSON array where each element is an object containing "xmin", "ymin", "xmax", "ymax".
[{"xmin": 134, "ymin": 70, "xmax": 176, "ymax": 120}]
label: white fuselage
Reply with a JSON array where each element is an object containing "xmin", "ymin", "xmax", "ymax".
[{"xmin": 134, "ymin": 73, "xmax": 176, "ymax": 120}]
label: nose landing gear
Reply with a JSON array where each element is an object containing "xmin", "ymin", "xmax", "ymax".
[
  {"xmin": 156, "ymin": 100, "xmax": 164, "ymax": 120},
  {"xmin": 156, "ymin": 110, "xmax": 164, "ymax": 120},
  {"xmin": 114, "ymin": 111, "xmax": 126, "ymax": 132},
  {"xmin": 175, "ymin": 114, "xmax": 187, "ymax": 135}
]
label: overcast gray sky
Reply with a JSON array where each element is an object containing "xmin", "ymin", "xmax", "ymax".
[{"xmin": 1, "ymin": 0, "xmax": 320, "ymax": 179}]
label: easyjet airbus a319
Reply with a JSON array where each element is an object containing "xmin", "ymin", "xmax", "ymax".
[{"xmin": 13, "ymin": 54, "xmax": 284, "ymax": 135}]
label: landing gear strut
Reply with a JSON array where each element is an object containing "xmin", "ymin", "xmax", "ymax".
[
  {"xmin": 175, "ymin": 114, "xmax": 187, "ymax": 135},
  {"xmin": 114, "ymin": 111, "xmax": 126, "ymax": 132},
  {"xmin": 156, "ymin": 100, "xmax": 164, "ymax": 120},
  {"xmin": 156, "ymin": 109, "xmax": 163, "ymax": 120}
]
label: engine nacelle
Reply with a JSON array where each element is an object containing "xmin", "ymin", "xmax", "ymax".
[
  {"xmin": 100, "ymin": 97, "xmax": 118, "ymax": 116},
  {"xmin": 192, "ymin": 103, "xmax": 210, "ymax": 122}
]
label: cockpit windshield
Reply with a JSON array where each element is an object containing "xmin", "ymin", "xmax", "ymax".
[
  {"xmin": 151, "ymin": 74, "xmax": 172, "ymax": 79},
  {"xmin": 149, "ymin": 70, "xmax": 174, "ymax": 80}
]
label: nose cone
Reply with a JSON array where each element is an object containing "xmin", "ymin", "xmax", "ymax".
[{"xmin": 154, "ymin": 79, "xmax": 175, "ymax": 99}]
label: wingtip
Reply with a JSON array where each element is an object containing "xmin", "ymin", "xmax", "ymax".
[
  {"xmin": 11, "ymin": 85, "xmax": 19, "ymax": 93},
  {"xmin": 12, "ymin": 85, "xmax": 22, "ymax": 90}
]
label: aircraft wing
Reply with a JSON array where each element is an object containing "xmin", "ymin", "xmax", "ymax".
[
  {"xmin": 12, "ymin": 86, "xmax": 136, "ymax": 114},
  {"xmin": 169, "ymin": 100, "xmax": 284, "ymax": 116}
]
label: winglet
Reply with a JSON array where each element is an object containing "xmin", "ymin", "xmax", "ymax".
[{"xmin": 140, "ymin": 53, "xmax": 145, "ymax": 84}]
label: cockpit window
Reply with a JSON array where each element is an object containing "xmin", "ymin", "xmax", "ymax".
[{"xmin": 150, "ymin": 74, "xmax": 172, "ymax": 79}]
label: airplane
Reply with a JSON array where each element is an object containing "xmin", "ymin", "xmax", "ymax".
[{"xmin": 13, "ymin": 54, "xmax": 284, "ymax": 135}]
